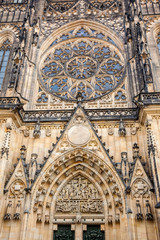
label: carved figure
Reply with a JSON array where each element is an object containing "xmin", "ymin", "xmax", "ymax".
[
  {"xmin": 33, "ymin": 119, "xmax": 41, "ymax": 138},
  {"xmin": 121, "ymin": 152, "xmax": 130, "ymax": 184},
  {"xmin": 118, "ymin": 119, "xmax": 126, "ymax": 136},
  {"xmin": 56, "ymin": 175, "xmax": 103, "ymax": 213},
  {"xmin": 29, "ymin": 153, "xmax": 38, "ymax": 184}
]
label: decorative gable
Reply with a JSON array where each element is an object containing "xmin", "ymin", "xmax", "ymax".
[{"xmin": 130, "ymin": 159, "xmax": 152, "ymax": 199}]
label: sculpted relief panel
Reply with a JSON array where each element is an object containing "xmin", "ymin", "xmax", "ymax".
[
  {"xmin": 132, "ymin": 179, "xmax": 150, "ymax": 198},
  {"xmin": 56, "ymin": 175, "xmax": 103, "ymax": 214}
]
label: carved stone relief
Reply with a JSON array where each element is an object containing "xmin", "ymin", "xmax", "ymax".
[
  {"xmin": 68, "ymin": 125, "xmax": 91, "ymax": 145},
  {"xmin": 132, "ymin": 179, "xmax": 150, "ymax": 198},
  {"xmin": 9, "ymin": 180, "xmax": 26, "ymax": 198},
  {"xmin": 56, "ymin": 175, "xmax": 103, "ymax": 213}
]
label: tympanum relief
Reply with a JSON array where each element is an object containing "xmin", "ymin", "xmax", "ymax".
[{"xmin": 56, "ymin": 175, "xmax": 103, "ymax": 214}]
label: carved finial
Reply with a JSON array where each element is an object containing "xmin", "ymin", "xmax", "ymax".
[
  {"xmin": 33, "ymin": 119, "xmax": 41, "ymax": 138},
  {"xmin": 133, "ymin": 143, "xmax": 139, "ymax": 160},
  {"xmin": 118, "ymin": 119, "xmax": 126, "ymax": 136},
  {"xmin": 20, "ymin": 145, "xmax": 27, "ymax": 161}
]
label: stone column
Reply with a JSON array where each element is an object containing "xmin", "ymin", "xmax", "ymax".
[
  {"xmin": 75, "ymin": 223, "xmax": 83, "ymax": 240},
  {"xmin": 20, "ymin": 190, "xmax": 31, "ymax": 240}
]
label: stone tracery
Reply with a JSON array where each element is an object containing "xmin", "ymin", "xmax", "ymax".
[
  {"xmin": 47, "ymin": 0, "xmax": 120, "ymax": 13},
  {"xmin": 89, "ymin": 0, "xmax": 117, "ymax": 10},
  {"xmin": 39, "ymin": 26, "xmax": 124, "ymax": 101},
  {"xmin": 47, "ymin": 0, "xmax": 77, "ymax": 12}
]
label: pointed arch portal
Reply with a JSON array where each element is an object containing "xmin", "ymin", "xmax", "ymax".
[
  {"xmin": 31, "ymin": 147, "xmax": 125, "ymax": 240},
  {"xmin": 31, "ymin": 147, "xmax": 125, "ymax": 219}
]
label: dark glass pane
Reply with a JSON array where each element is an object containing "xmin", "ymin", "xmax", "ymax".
[
  {"xmin": 0, "ymin": 51, "xmax": 3, "ymax": 58},
  {"xmin": 5, "ymin": 50, "xmax": 10, "ymax": 56},
  {"xmin": 0, "ymin": 41, "xmax": 11, "ymax": 90},
  {"xmin": 0, "ymin": 73, "xmax": 5, "ymax": 77}
]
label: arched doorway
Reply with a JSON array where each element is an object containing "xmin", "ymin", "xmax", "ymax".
[{"xmin": 31, "ymin": 149, "xmax": 125, "ymax": 240}]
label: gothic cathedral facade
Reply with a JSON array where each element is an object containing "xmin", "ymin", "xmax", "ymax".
[{"xmin": 0, "ymin": 0, "xmax": 160, "ymax": 239}]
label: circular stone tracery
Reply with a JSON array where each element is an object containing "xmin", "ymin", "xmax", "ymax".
[
  {"xmin": 66, "ymin": 56, "xmax": 97, "ymax": 79},
  {"xmin": 39, "ymin": 34, "xmax": 125, "ymax": 101}
]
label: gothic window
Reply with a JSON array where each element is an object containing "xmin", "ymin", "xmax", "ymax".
[
  {"xmin": 0, "ymin": 40, "xmax": 11, "ymax": 90},
  {"xmin": 39, "ymin": 26, "xmax": 125, "ymax": 101},
  {"xmin": 157, "ymin": 32, "xmax": 160, "ymax": 54}
]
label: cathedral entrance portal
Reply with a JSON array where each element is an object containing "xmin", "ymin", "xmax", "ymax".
[{"xmin": 53, "ymin": 174, "xmax": 106, "ymax": 240}]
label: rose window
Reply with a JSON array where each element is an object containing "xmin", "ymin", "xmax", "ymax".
[{"xmin": 39, "ymin": 30, "xmax": 125, "ymax": 101}]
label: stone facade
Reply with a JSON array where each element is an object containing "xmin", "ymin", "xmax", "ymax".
[{"xmin": 0, "ymin": 0, "xmax": 160, "ymax": 239}]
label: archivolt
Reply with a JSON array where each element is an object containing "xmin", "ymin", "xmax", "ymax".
[
  {"xmin": 31, "ymin": 148, "xmax": 125, "ymax": 223},
  {"xmin": 0, "ymin": 25, "xmax": 19, "ymax": 44}
]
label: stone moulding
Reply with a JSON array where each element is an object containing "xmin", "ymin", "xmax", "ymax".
[
  {"xmin": 0, "ymin": 97, "xmax": 21, "ymax": 107},
  {"xmin": 0, "ymin": 92, "xmax": 160, "ymax": 122},
  {"xmin": 140, "ymin": 92, "xmax": 160, "ymax": 104}
]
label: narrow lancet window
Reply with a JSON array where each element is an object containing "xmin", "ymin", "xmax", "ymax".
[{"xmin": 0, "ymin": 40, "xmax": 11, "ymax": 90}]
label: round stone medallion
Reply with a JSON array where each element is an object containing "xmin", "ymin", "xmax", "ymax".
[{"xmin": 68, "ymin": 124, "xmax": 91, "ymax": 145}]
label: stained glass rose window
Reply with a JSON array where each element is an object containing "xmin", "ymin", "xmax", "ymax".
[{"xmin": 39, "ymin": 27, "xmax": 125, "ymax": 101}]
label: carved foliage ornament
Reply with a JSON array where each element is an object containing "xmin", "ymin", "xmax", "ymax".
[
  {"xmin": 39, "ymin": 26, "xmax": 125, "ymax": 101},
  {"xmin": 56, "ymin": 175, "xmax": 103, "ymax": 213}
]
